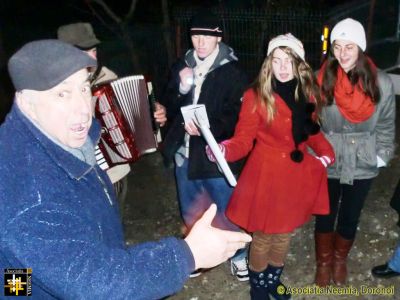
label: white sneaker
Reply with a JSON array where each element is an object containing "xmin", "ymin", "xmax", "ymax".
[
  {"xmin": 230, "ymin": 257, "xmax": 249, "ymax": 281},
  {"xmin": 189, "ymin": 269, "xmax": 202, "ymax": 278}
]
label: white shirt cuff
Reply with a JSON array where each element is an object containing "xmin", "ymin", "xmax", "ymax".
[
  {"xmin": 179, "ymin": 83, "xmax": 191, "ymax": 95},
  {"xmin": 377, "ymin": 155, "xmax": 386, "ymax": 168}
]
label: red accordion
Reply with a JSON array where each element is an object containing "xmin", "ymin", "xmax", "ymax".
[{"xmin": 92, "ymin": 75, "xmax": 158, "ymax": 169}]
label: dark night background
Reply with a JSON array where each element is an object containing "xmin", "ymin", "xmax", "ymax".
[
  {"xmin": 0, "ymin": 0, "xmax": 353, "ymax": 56},
  {"xmin": 0, "ymin": 0, "xmax": 398, "ymax": 122}
]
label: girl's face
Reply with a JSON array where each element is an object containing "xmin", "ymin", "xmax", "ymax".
[
  {"xmin": 271, "ymin": 48, "xmax": 294, "ymax": 82},
  {"xmin": 332, "ymin": 39, "xmax": 360, "ymax": 73}
]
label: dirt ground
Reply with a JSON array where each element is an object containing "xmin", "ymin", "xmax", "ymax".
[{"xmin": 122, "ymin": 105, "xmax": 400, "ymax": 300}]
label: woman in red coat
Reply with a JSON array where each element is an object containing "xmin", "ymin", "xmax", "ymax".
[{"xmin": 207, "ymin": 33, "xmax": 335, "ymax": 300}]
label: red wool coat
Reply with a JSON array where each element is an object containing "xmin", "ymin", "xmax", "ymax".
[{"xmin": 223, "ymin": 89, "xmax": 335, "ymax": 234}]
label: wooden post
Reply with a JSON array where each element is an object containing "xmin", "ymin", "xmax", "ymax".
[
  {"xmin": 175, "ymin": 25, "xmax": 182, "ymax": 58},
  {"xmin": 367, "ymin": 0, "xmax": 376, "ymax": 49}
]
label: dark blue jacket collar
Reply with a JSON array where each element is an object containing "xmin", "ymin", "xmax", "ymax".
[{"xmin": 12, "ymin": 103, "xmax": 101, "ymax": 179}]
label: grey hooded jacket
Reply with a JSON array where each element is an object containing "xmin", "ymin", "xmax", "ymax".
[{"xmin": 320, "ymin": 71, "xmax": 396, "ymax": 185}]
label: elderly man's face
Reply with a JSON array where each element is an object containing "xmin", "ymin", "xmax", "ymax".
[{"xmin": 18, "ymin": 69, "xmax": 93, "ymax": 148}]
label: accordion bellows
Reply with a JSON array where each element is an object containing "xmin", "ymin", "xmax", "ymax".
[{"xmin": 93, "ymin": 75, "xmax": 157, "ymax": 169}]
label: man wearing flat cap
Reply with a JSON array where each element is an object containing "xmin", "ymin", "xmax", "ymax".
[
  {"xmin": 0, "ymin": 39, "xmax": 251, "ymax": 299},
  {"xmin": 160, "ymin": 10, "xmax": 249, "ymax": 280},
  {"xmin": 57, "ymin": 22, "xmax": 167, "ymax": 202},
  {"xmin": 57, "ymin": 22, "xmax": 131, "ymax": 199},
  {"xmin": 57, "ymin": 22, "xmax": 117, "ymax": 85}
]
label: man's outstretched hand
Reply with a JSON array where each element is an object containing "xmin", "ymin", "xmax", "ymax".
[{"xmin": 185, "ymin": 204, "xmax": 251, "ymax": 270}]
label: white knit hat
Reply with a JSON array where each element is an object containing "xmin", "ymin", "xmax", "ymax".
[
  {"xmin": 330, "ymin": 18, "xmax": 366, "ymax": 51},
  {"xmin": 267, "ymin": 33, "xmax": 305, "ymax": 60}
]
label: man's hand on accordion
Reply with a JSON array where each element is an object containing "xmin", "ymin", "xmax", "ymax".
[{"xmin": 153, "ymin": 102, "xmax": 167, "ymax": 127}]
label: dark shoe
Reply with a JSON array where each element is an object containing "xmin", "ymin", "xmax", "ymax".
[
  {"xmin": 314, "ymin": 232, "xmax": 334, "ymax": 287},
  {"xmin": 332, "ymin": 233, "xmax": 354, "ymax": 286},
  {"xmin": 371, "ymin": 263, "xmax": 400, "ymax": 278},
  {"xmin": 249, "ymin": 269, "xmax": 270, "ymax": 300},
  {"xmin": 264, "ymin": 265, "xmax": 291, "ymax": 300}
]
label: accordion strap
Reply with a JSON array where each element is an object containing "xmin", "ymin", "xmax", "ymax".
[{"xmin": 90, "ymin": 63, "xmax": 103, "ymax": 85}]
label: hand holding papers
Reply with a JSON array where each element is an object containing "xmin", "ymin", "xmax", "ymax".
[
  {"xmin": 194, "ymin": 110, "xmax": 237, "ymax": 187},
  {"xmin": 205, "ymin": 144, "xmax": 224, "ymax": 162},
  {"xmin": 181, "ymin": 104, "xmax": 210, "ymax": 128}
]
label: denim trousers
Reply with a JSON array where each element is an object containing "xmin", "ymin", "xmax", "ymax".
[
  {"xmin": 389, "ymin": 243, "xmax": 400, "ymax": 272},
  {"xmin": 175, "ymin": 157, "xmax": 246, "ymax": 261},
  {"xmin": 175, "ymin": 157, "xmax": 238, "ymax": 230}
]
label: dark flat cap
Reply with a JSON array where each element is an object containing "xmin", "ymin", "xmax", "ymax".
[
  {"xmin": 57, "ymin": 22, "xmax": 101, "ymax": 50},
  {"xmin": 190, "ymin": 10, "xmax": 222, "ymax": 37},
  {"xmin": 8, "ymin": 39, "xmax": 97, "ymax": 91}
]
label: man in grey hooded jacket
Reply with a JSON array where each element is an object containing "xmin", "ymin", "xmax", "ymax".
[{"xmin": 160, "ymin": 10, "xmax": 249, "ymax": 280}]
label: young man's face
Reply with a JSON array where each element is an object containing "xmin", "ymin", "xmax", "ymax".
[
  {"xmin": 191, "ymin": 35, "xmax": 221, "ymax": 59},
  {"xmin": 18, "ymin": 69, "xmax": 93, "ymax": 148}
]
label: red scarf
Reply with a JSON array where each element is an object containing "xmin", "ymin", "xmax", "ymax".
[{"xmin": 318, "ymin": 60, "xmax": 376, "ymax": 123}]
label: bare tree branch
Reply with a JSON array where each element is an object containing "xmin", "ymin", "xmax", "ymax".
[
  {"xmin": 124, "ymin": 0, "xmax": 138, "ymax": 21},
  {"xmin": 86, "ymin": 1, "xmax": 122, "ymax": 38},
  {"xmin": 90, "ymin": 0, "xmax": 122, "ymax": 23},
  {"xmin": 83, "ymin": 0, "xmax": 141, "ymax": 71}
]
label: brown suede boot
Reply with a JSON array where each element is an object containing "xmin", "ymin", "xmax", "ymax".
[
  {"xmin": 332, "ymin": 233, "xmax": 354, "ymax": 286},
  {"xmin": 314, "ymin": 232, "xmax": 334, "ymax": 287}
]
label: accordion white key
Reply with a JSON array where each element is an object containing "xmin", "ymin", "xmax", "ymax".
[{"xmin": 93, "ymin": 75, "xmax": 158, "ymax": 168}]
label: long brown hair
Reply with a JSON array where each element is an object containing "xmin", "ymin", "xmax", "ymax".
[
  {"xmin": 320, "ymin": 45, "xmax": 380, "ymax": 105},
  {"xmin": 252, "ymin": 46, "xmax": 322, "ymax": 122}
]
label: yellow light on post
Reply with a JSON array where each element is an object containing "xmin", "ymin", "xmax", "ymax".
[
  {"xmin": 321, "ymin": 25, "xmax": 330, "ymax": 56},
  {"xmin": 322, "ymin": 40, "xmax": 328, "ymax": 54}
]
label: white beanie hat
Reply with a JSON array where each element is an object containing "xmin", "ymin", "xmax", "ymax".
[
  {"xmin": 330, "ymin": 18, "xmax": 366, "ymax": 51},
  {"xmin": 267, "ymin": 33, "xmax": 305, "ymax": 60}
]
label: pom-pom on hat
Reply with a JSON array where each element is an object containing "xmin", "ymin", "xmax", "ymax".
[
  {"xmin": 8, "ymin": 39, "xmax": 97, "ymax": 91},
  {"xmin": 57, "ymin": 22, "xmax": 101, "ymax": 50},
  {"xmin": 330, "ymin": 18, "xmax": 366, "ymax": 51},
  {"xmin": 190, "ymin": 10, "xmax": 223, "ymax": 37},
  {"xmin": 267, "ymin": 33, "xmax": 305, "ymax": 60}
]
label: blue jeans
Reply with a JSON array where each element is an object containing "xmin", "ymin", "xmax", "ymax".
[
  {"xmin": 175, "ymin": 157, "xmax": 239, "ymax": 231},
  {"xmin": 175, "ymin": 157, "xmax": 247, "ymax": 262},
  {"xmin": 388, "ymin": 243, "xmax": 400, "ymax": 272}
]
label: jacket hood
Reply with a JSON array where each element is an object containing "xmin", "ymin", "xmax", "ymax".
[{"xmin": 184, "ymin": 42, "xmax": 238, "ymax": 73}]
